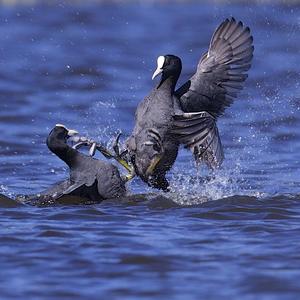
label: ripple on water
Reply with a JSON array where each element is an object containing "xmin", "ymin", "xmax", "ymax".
[{"xmin": 0, "ymin": 2, "xmax": 300, "ymax": 300}]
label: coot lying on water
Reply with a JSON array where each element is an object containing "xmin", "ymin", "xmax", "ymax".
[
  {"xmin": 18, "ymin": 124, "xmax": 127, "ymax": 205},
  {"xmin": 124, "ymin": 17, "xmax": 254, "ymax": 190}
]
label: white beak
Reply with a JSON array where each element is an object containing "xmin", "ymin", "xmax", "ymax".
[
  {"xmin": 67, "ymin": 129, "xmax": 79, "ymax": 137},
  {"xmin": 152, "ymin": 55, "xmax": 165, "ymax": 80},
  {"xmin": 55, "ymin": 124, "xmax": 78, "ymax": 136},
  {"xmin": 152, "ymin": 67, "xmax": 163, "ymax": 80}
]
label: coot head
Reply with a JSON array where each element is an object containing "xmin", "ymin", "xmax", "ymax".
[{"xmin": 152, "ymin": 54, "xmax": 182, "ymax": 81}]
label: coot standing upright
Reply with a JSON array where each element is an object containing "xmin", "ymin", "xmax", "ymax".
[{"xmin": 125, "ymin": 18, "xmax": 254, "ymax": 190}]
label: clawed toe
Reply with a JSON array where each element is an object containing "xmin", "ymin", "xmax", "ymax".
[
  {"xmin": 68, "ymin": 131, "xmax": 135, "ymax": 181},
  {"xmin": 113, "ymin": 132, "xmax": 122, "ymax": 156},
  {"xmin": 72, "ymin": 141, "xmax": 87, "ymax": 150},
  {"xmin": 88, "ymin": 142, "xmax": 97, "ymax": 156}
]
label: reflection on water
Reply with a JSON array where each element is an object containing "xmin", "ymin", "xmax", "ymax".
[{"xmin": 0, "ymin": 1, "xmax": 300, "ymax": 299}]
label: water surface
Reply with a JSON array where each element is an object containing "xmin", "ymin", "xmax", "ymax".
[{"xmin": 0, "ymin": 2, "xmax": 300, "ymax": 299}]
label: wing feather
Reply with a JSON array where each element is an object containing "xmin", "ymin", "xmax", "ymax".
[
  {"xmin": 172, "ymin": 112, "xmax": 224, "ymax": 168},
  {"xmin": 176, "ymin": 18, "xmax": 254, "ymax": 117}
]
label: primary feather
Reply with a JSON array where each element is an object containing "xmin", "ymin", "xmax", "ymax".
[{"xmin": 176, "ymin": 17, "xmax": 254, "ymax": 117}]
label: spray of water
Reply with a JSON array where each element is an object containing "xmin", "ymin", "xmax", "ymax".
[{"xmin": 166, "ymin": 159, "xmax": 241, "ymax": 205}]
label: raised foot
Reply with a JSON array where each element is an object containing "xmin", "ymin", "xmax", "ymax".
[{"xmin": 69, "ymin": 132, "xmax": 135, "ymax": 181}]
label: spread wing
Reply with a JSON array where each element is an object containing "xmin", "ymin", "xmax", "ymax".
[
  {"xmin": 172, "ymin": 111, "xmax": 224, "ymax": 168},
  {"xmin": 176, "ymin": 18, "xmax": 254, "ymax": 117}
]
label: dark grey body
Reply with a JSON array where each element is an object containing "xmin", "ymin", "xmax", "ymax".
[
  {"xmin": 127, "ymin": 77, "xmax": 180, "ymax": 189},
  {"xmin": 65, "ymin": 150, "xmax": 126, "ymax": 200},
  {"xmin": 27, "ymin": 126, "xmax": 127, "ymax": 204},
  {"xmin": 126, "ymin": 18, "xmax": 254, "ymax": 190}
]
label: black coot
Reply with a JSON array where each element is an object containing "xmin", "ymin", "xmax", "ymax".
[
  {"xmin": 20, "ymin": 124, "xmax": 126, "ymax": 205},
  {"xmin": 126, "ymin": 18, "xmax": 254, "ymax": 190}
]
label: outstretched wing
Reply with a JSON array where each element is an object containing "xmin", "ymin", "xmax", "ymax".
[
  {"xmin": 172, "ymin": 112, "xmax": 224, "ymax": 168},
  {"xmin": 176, "ymin": 18, "xmax": 254, "ymax": 117}
]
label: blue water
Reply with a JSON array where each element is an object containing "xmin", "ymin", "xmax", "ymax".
[{"xmin": 0, "ymin": 1, "xmax": 300, "ymax": 299}]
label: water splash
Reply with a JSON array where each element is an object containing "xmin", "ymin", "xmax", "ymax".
[
  {"xmin": 0, "ymin": 185, "xmax": 8, "ymax": 194},
  {"xmin": 167, "ymin": 156, "xmax": 263, "ymax": 205},
  {"xmin": 0, "ymin": 184, "xmax": 16, "ymax": 199}
]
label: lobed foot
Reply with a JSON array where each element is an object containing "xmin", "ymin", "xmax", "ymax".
[{"xmin": 69, "ymin": 132, "xmax": 135, "ymax": 182}]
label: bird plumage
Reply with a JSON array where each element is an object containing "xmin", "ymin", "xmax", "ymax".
[
  {"xmin": 126, "ymin": 18, "xmax": 254, "ymax": 190},
  {"xmin": 45, "ymin": 125, "xmax": 126, "ymax": 202},
  {"xmin": 176, "ymin": 17, "xmax": 253, "ymax": 116},
  {"xmin": 126, "ymin": 69, "xmax": 180, "ymax": 190}
]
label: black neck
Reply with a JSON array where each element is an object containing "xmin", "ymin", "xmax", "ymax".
[
  {"xmin": 157, "ymin": 73, "xmax": 180, "ymax": 93},
  {"xmin": 47, "ymin": 136, "xmax": 77, "ymax": 168}
]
